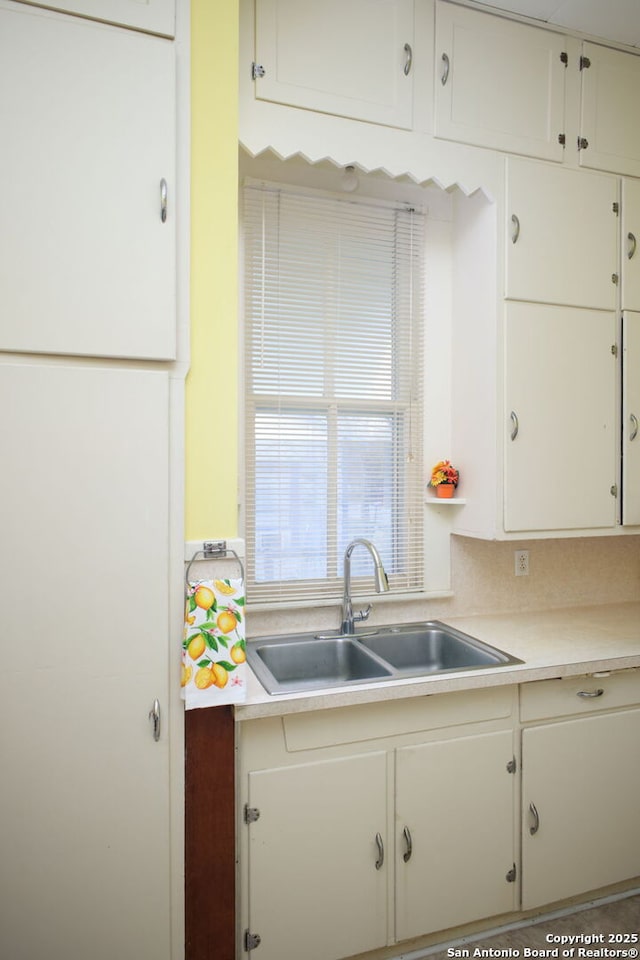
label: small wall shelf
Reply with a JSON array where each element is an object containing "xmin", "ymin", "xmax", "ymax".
[{"xmin": 425, "ymin": 497, "xmax": 467, "ymax": 505}]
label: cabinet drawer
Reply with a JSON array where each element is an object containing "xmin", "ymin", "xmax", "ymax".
[
  {"xmin": 520, "ymin": 669, "xmax": 640, "ymax": 722},
  {"xmin": 283, "ymin": 686, "xmax": 515, "ymax": 751}
]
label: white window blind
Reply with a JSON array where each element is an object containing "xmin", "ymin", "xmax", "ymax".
[{"xmin": 243, "ymin": 181, "xmax": 425, "ymax": 604}]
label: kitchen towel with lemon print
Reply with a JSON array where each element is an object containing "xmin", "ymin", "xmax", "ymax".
[{"xmin": 182, "ymin": 577, "xmax": 247, "ymax": 707}]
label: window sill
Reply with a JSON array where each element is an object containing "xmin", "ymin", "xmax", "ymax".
[{"xmin": 246, "ymin": 589, "xmax": 453, "ymax": 614}]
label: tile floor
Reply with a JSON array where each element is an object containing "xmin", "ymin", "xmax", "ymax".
[{"xmin": 428, "ymin": 894, "xmax": 640, "ymax": 960}]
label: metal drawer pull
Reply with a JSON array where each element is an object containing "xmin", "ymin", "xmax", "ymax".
[
  {"xmin": 441, "ymin": 52, "xmax": 450, "ymax": 85},
  {"xmin": 148, "ymin": 698, "xmax": 161, "ymax": 741},
  {"xmin": 403, "ymin": 43, "xmax": 413, "ymax": 76},
  {"xmin": 628, "ymin": 232, "xmax": 637, "ymax": 260},
  {"xmin": 577, "ymin": 688, "xmax": 604, "ymax": 698},
  {"xmin": 160, "ymin": 178, "xmax": 168, "ymax": 223},
  {"xmin": 511, "ymin": 213, "xmax": 520, "ymax": 244},
  {"xmin": 529, "ymin": 802, "xmax": 540, "ymax": 835},
  {"xmin": 403, "ymin": 826, "xmax": 413, "ymax": 863},
  {"xmin": 375, "ymin": 832, "xmax": 384, "ymax": 870},
  {"xmin": 510, "ymin": 410, "xmax": 519, "ymax": 441},
  {"xmin": 630, "ymin": 413, "xmax": 639, "ymax": 442}
]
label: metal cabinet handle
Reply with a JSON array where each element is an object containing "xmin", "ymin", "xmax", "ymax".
[
  {"xmin": 628, "ymin": 232, "xmax": 637, "ymax": 260},
  {"xmin": 577, "ymin": 688, "xmax": 604, "ymax": 698},
  {"xmin": 402, "ymin": 826, "xmax": 413, "ymax": 863},
  {"xmin": 160, "ymin": 178, "xmax": 168, "ymax": 223},
  {"xmin": 529, "ymin": 801, "xmax": 540, "ymax": 835},
  {"xmin": 441, "ymin": 52, "xmax": 450, "ymax": 85},
  {"xmin": 403, "ymin": 43, "xmax": 413, "ymax": 76},
  {"xmin": 511, "ymin": 214, "xmax": 520, "ymax": 244},
  {"xmin": 375, "ymin": 832, "xmax": 384, "ymax": 870},
  {"xmin": 510, "ymin": 410, "xmax": 519, "ymax": 441},
  {"xmin": 148, "ymin": 698, "xmax": 161, "ymax": 741},
  {"xmin": 630, "ymin": 413, "xmax": 639, "ymax": 442}
]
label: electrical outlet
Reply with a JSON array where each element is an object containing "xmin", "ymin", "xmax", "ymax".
[{"xmin": 515, "ymin": 550, "xmax": 529, "ymax": 577}]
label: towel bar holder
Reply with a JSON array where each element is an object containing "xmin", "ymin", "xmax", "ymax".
[{"xmin": 185, "ymin": 540, "xmax": 245, "ymax": 586}]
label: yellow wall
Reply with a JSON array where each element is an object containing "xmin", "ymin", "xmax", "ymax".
[{"xmin": 186, "ymin": 0, "xmax": 239, "ymax": 540}]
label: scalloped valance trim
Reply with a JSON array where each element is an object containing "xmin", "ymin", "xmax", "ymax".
[
  {"xmin": 240, "ymin": 143, "xmax": 499, "ymax": 198},
  {"xmin": 238, "ymin": 104, "xmax": 502, "ymax": 201}
]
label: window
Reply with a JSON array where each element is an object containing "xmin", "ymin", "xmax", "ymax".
[{"xmin": 243, "ymin": 181, "xmax": 425, "ymax": 603}]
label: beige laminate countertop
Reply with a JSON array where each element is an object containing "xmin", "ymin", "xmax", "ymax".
[{"xmin": 234, "ymin": 601, "xmax": 640, "ymax": 721}]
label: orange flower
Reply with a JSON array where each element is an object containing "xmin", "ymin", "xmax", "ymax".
[{"xmin": 430, "ymin": 459, "xmax": 459, "ymax": 487}]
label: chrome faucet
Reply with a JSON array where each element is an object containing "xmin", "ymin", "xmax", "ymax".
[{"xmin": 341, "ymin": 538, "xmax": 390, "ymax": 635}]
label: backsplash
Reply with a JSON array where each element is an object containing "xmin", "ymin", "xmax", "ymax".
[
  {"xmin": 248, "ymin": 535, "xmax": 640, "ymax": 638},
  {"xmin": 447, "ymin": 535, "xmax": 640, "ymax": 616}
]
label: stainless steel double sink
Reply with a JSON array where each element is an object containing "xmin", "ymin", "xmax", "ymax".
[{"xmin": 246, "ymin": 620, "xmax": 523, "ymax": 695}]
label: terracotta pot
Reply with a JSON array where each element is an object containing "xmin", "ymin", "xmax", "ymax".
[{"xmin": 436, "ymin": 484, "xmax": 455, "ymax": 499}]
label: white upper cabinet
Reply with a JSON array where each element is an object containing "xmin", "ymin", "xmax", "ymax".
[
  {"xmin": 623, "ymin": 312, "xmax": 640, "ymax": 526},
  {"xmin": 579, "ymin": 42, "xmax": 640, "ymax": 178},
  {"xmin": 504, "ymin": 302, "xmax": 617, "ymax": 533},
  {"xmin": 12, "ymin": 0, "xmax": 175, "ymax": 36},
  {"xmin": 434, "ymin": 1, "xmax": 566, "ymax": 162},
  {"xmin": 253, "ymin": 0, "xmax": 414, "ymax": 128},
  {"xmin": 505, "ymin": 158, "xmax": 618, "ymax": 310},
  {"xmin": 622, "ymin": 178, "xmax": 640, "ymax": 311},
  {"xmin": 0, "ymin": 6, "xmax": 176, "ymax": 360}
]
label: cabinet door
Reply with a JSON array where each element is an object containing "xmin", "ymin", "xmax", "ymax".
[
  {"xmin": 622, "ymin": 179, "xmax": 640, "ymax": 310},
  {"xmin": 504, "ymin": 302, "xmax": 617, "ymax": 532},
  {"xmin": 522, "ymin": 709, "xmax": 640, "ymax": 910},
  {"xmin": 580, "ymin": 42, "xmax": 640, "ymax": 177},
  {"xmin": 0, "ymin": 6, "xmax": 176, "ymax": 360},
  {"xmin": 434, "ymin": 2, "xmax": 566, "ymax": 161},
  {"xmin": 0, "ymin": 361, "xmax": 171, "ymax": 960},
  {"xmin": 505, "ymin": 158, "xmax": 618, "ymax": 310},
  {"xmin": 395, "ymin": 730, "xmax": 515, "ymax": 942},
  {"xmin": 12, "ymin": 0, "xmax": 174, "ymax": 36},
  {"xmin": 623, "ymin": 312, "xmax": 640, "ymax": 525},
  {"xmin": 254, "ymin": 0, "xmax": 414, "ymax": 129},
  {"xmin": 247, "ymin": 753, "xmax": 389, "ymax": 960}
]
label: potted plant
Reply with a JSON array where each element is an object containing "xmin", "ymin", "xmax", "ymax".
[{"xmin": 430, "ymin": 460, "xmax": 459, "ymax": 498}]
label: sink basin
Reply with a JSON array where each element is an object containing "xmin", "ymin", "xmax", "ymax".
[
  {"xmin": 359, "ymin": 623, "xmax": 518, "ymax": 673},
  {"xmin": 246, "ymin": 621, "xmax": 523, "ymax": 695},
  {"xmin": 250, "ymin": 637, "xmax": 393, "ymax": 693}
]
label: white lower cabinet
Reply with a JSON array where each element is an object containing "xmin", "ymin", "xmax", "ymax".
[
  {"xmin": 395, "ymin": 730, "xmax": 516, "ymax": 941},
  {"xmin": 0, "ymin": 361, "xmax": 173, "ymax": 960},
  {"xmin": 521, "ymin": 675, "xmax": 640, "ymax": 910},
  {"xmin": 240, "ymin": 691, "xmax": 517, "ymax": 959},
  {"xmin": 247, "ymin": 753, "xmax": 389, "ymax": 960},
  {"xmin": 241, "ymin": 674, "xmax": 640, "ymax": 958}
]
